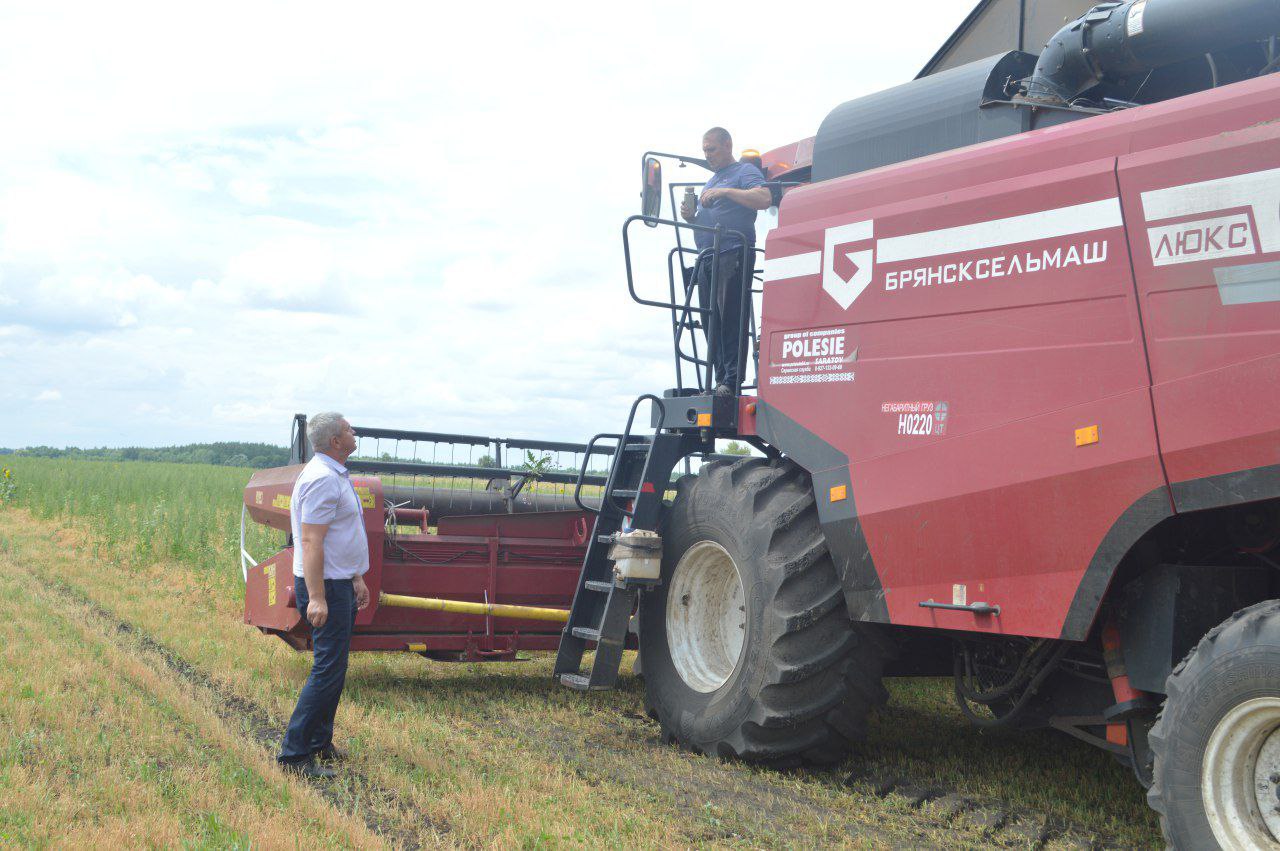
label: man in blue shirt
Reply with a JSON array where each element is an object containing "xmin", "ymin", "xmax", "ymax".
[{"xmin": 681, "ymin": 127, "xmax": 772, "ymax": 395}]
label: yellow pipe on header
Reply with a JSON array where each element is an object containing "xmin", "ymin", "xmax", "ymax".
[{"xmin": 379, "ymin": 592, "xmax": 570, "ymax": 624}]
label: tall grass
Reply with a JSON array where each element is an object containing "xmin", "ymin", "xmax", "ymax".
[{"xmin": 3, "ymin": 457, "xmax": 277, "ymax": 599}]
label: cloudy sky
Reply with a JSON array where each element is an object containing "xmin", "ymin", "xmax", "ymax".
[{"xmin": 0, "ymin": 1, "xmax": 966, "ymax": 450}]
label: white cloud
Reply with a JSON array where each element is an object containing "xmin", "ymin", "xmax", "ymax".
[
  {"xmin": 34, "ymin": 389, "xmax": 61, "ymax": 402},
  {"xmin": 0, "ymin": 0, "xmax": 967, "ymax": 448}
]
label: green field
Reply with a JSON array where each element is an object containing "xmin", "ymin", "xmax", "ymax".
[{"xmin": 0, "ymin": 457, "xmax": 1162, "ymax": 848}]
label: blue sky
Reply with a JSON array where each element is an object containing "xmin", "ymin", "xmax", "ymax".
[{"xmin": 0, "ymin": 1, "xmax": 966, "ymax": 449}]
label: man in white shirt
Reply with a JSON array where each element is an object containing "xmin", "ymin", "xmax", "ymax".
[{"xmin": 277, "ymin": 411, "xmax": 371, "ymax": 778}]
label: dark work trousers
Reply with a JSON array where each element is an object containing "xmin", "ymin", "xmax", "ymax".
[
  {"xmin": 694, "ymin": 249, "xmax": 753, "ymax": 389},
  {"xmin": 278, "ymin": 576, "xmax": 358, "ymax": 764}
]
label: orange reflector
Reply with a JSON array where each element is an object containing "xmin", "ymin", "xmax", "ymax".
[
  {"xmin": 1075, "ymin": 425, "xmax": 1099, "ymax": 447},
  {"xmin": 830, "ymin": 485, "xmax": 848, "ymax": 502},
  {"xmin": 640, "ymin": 482, "xmax": 655, "ymax": 493},
  {"xmin": 696, "ymin": 413, "xmax": 712, "ymax": 427},
  {"xmin": 1106, "ymin": 724, "xmax": 1128, "ymax": 747}
]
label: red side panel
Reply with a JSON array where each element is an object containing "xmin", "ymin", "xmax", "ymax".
[
  {"xmin": 763, "ymin": 155, "xmax": 1164, "ymax": 639},
  {"xmin": 244, "ymin": 549, "xmax": 304, "ymax": 634},
  {"xmin": 761, "ymin": 73, "xmax": 1280, "ymax": 638},
  {"xmin": 1118, "ymin": 121, "xmax": 1280, "ymax": 503}
]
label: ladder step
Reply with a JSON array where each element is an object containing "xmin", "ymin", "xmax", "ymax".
[
  {"xmin": 571, "ymin": 626, "xmax": 601, "ymax": 642},
  {"xmin": 584, "ymin": 580, "xmax": 615, "ymax": 593},
  {"xmin": 622, "ymin": 442, "xmax": 651, "ymax": 452},
  {"xmin": 559, "ymin": 673, "xmax": 600, "ymax": 691},
  {"xmin": 612, "ymin": 489, "xmax": 638, "ymax": 499}
]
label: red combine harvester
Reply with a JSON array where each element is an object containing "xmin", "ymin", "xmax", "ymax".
[
  {"xmin": 560, "ymin": 1, "xmax": 1280, "ymax": 847},
  {"xmin": 246, "ymin": 0, "xmax": 1280, "ymax": 844}
]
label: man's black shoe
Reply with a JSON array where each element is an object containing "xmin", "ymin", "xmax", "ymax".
[
  {"xmin": 313, "ymin": 744, "xmax": 346, "ymax": 764},
  {"xmin": 280, "ymin": 757, "xmax": 336, "ymax": 779}
]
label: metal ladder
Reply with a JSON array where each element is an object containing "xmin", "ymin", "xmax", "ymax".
[{"xmin": 554, "ymin": 395, "xmax": 698, "ymax": 690}]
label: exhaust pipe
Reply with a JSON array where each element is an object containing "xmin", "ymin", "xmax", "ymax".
[{"xmin": 1025, "ymin": 0, "xmax": 1280, "ymax": 106}]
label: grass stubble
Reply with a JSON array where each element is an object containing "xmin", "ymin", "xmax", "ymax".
[{"xmin": 0, "ymin": 457, "xmax": 1162, "ymax": 848}]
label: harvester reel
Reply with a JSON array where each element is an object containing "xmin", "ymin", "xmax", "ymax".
[{"xmin": 639, "ymin": 457, "xmax": 891, "ymax": 765}]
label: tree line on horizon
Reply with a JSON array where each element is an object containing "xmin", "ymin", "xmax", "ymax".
[{"xmin": 0, "ymin": 442, "xmax": 290, "ymax": 469}]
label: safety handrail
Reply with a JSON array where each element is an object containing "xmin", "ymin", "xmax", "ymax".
[
  {"xmin": 666, "ymin": 245, "xmax": 711, "ymax": 393},
  {"xmin": 607, "ymin": 394, "xmax": 663, "ymax": 519},
  {"xmin": 622, "ymin": 215, "xmax": 749, "ymax": 310},
  {"xmin": 662, "ymin": 242, "xmax": 765, "ymax": 394},
  {"xmin": 574, "ymin": 433, "xmax": 623, "ymax": 514},
  {"xmin": 623, "ymin": 214, "xmax": 753, "ymax": 396}
]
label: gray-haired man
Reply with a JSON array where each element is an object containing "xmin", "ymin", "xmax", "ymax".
[{"xmin": 277, "ymin": 412, "xmax": 370, "ymax": 778}]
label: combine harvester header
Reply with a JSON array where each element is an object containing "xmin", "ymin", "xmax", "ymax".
[{"xmin": 242, "ymin": 415, "xmax": 726, "ymax": 660}]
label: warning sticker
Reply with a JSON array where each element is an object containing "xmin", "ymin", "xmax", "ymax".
[
  {"xmin": 272, "ymin": 494, "xmax": 291, "ymax": 510},
  {"xmin": 264, "ymin": 563, "xmax": 277, "ymax": 607},
  {"xmin": 354, "ymin": 485, "xmax": 375, "ymax": 509},
  {"xmin": 881, "ymin": 401, "xmax": 950, "ymax": 437},
  {"xmin": 768, "ymin": 326, "xmax": 856, "ymax": 386}
]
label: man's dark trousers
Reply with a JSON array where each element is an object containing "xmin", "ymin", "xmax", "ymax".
[
  {"xmin": 278, "ymin": 576, "xmax": 358, "ymax": 764},
  {"xmin": 695, "ymin": 249, "xmax": 752, "ymax": 389}
]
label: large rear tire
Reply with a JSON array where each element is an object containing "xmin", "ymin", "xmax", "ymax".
[
  {"xmin": 639, "ymin": 457, "xmax": 890, "ymax": 764},
  {"xmin": 1148, "ymin": 600, "xmax": 1280, "ymax": 849}
]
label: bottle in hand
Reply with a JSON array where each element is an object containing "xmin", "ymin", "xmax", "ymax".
[{"xmin": 682, "ymin": 186, "xmax": 697, "ymax": 220}]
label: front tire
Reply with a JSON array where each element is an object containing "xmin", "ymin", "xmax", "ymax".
[
  {"xmin": 639, "ymin": 457, "xmax": 890, "ymax": 764},
  {"xmin": 1148, "ymin": 600, "xmax": 1280, "ymax": 849}
]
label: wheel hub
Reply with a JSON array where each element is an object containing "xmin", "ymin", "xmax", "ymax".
[
  {"xmin": 665, "ymin": 541, "xmax": 746, "ymax": 693},
  {"xmin": 1202, "ymin": 696, "xmax": 1280, "ymax": 847}
]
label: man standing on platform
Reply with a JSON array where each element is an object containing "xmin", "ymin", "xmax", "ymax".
[
  {"xmin": 680, "ymin": 126, "xmax": 772, "ymax": 396},
  {"xmin": 278, "ymin": 411, "xmax": 370, "ymax": 778}
]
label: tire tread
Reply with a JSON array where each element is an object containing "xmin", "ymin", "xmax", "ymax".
[{"xmin": 647, "ymin": 457, "xmax": 889, "ymax": 765}]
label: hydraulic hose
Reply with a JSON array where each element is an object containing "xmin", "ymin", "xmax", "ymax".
[{"xmin": 953, "ymin": 642, "xmax": 1071, "ymax": 728}]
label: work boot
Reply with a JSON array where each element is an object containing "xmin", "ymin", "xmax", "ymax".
[
  {"xmin": 313, "ymin": 744, "xmax": 346, "ymax": 764},
  {"xmin": 280, "ymin": 757, "xmax": 336, "ymax": 779},
  {"xmin": 713, "ymin": 383, "xmax": 734, "ymax": 397}
]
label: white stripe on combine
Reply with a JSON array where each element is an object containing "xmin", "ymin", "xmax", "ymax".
[
  {"xmin": 1142, "ymin": 166, "xmax": 1280, "ymax": 255},
  {"xmin": 876, "ymin": 198, "xmax": 1123, "ymax": 264},
  {"xmin": 763, "ymin": 251, "xmax": 821, "ymax": 282}
]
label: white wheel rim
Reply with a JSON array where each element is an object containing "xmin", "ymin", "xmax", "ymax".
[
  {"xmin": 665, "ymin": 541, "xmax": 747, "ymax": 693},
  {"xmin": 1202, "ymin": 696, "xmax": 1280, "ymax": 849}
]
